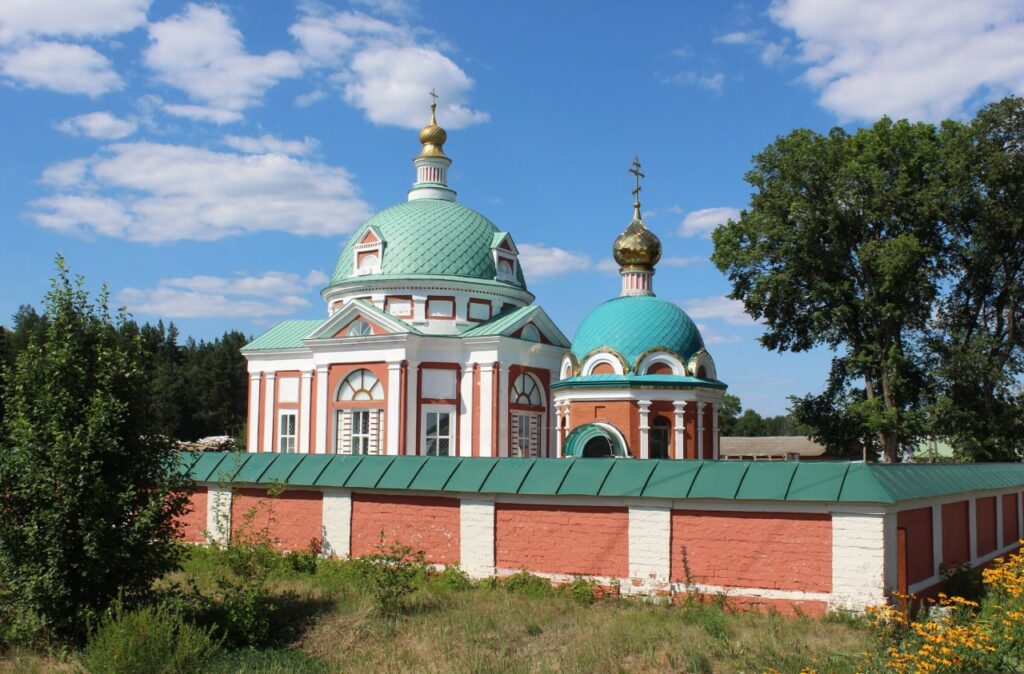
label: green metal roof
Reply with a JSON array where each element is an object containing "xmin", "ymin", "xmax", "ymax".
[
  {"xmin": 242, "ymin": 320, "xmax": 324, "ymax": 352},
  {"xmin": 460, "ymin": 304, "xmax": 535, "ymax": 337},
  {"xmin": 330, "ymin": 199, "xmax": 528, "ymax": 289},
  {"xmin": 570, "ymin": 295, "xmax": 705, "ymax": 371},
  {"xmin": 551, "ymin": 374, "xmax": 727, "ymax": 391},
  {"xmin": 178, "ymin": 452, "xmax": 1024, "ymax": 504}
]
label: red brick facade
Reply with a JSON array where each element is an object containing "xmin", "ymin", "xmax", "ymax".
[
  {"xmin": 897, "ymin": 506, "xmax": 934, "ymax": 585},
  {"xmin": 179, "ymin": 486, "xmax": 208, "ymax": 543},
  {"xmin": 350, "ymin": 493, "xmax": 460, "ymax": 564},
  {"xmin": 230, "ymin": 488, "xmax": 323, "ymax": 552},
  {"xmin": 942, "ymin": 501, "xmax": 971, "ymax": 566}
]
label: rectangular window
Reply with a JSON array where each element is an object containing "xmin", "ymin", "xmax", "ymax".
[
  {"xmin": 350, "ymin": 409, "xmax": 371, "ymax": 454},
  {"xmin": 427, "ymin": 297, "xmax": 455, "ymax": 319},
  {"xmin": 335, "ymin": 408, "xmax": 380, "ymax": 454},
  {"xmin": 513, "ymin": 413, "xmax": 539, "ymax": 458},
  {"xmin": 424, "ymin": 410, "xmax": 453, "ymax": 456},
  {"xmin": 278, "ymin": 411, "xmax": 297, "ymax": 453},
  {"xmin": 467, "ymin": 299, "xmax": 491, "ymax": 322},
  {"xmin": 385, "ymin": 296, "xmax": 412, "ymax": 317}
]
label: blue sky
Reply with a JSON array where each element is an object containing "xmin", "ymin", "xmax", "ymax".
[{"xmin": 2, "ymin": 0, "xmax": 1023, "ymax": 415}]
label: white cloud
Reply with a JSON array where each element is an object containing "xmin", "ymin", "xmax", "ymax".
[
  {"xmin": 118, "ymin": 270, "xmax": 324, "ymax": 319},
  {"xmin": 662, "ymin": 255, "xmax": 703, "ymax": 267},
  {"xmin": 696, "ymin": 322, "xmax": 744, "ymax": 345},
  {"xmin": 1, "ymin": 41, "xmax": 122, "ymax": 96},
  {"xmin": 596, "ymin": 258, "xmax": 620, "ymax": 274},
  {"xmin": 760, "ymin": 41, "xmax": 787, "ymax": 65},
  {"xmin": 222, "ymin": 134, "xmax": 319, "ymax": 156},
  {"xmin": 295, "ymin": 89, "xmax": 327, "ymax": 107},
  {"xmin": 662, "ymin": 70, "xmax": 725, "ymax": 92},
  {"xmin": 518, "ymin": 243, "xmax": 593, "ymax": 279},
  {"xmin": 679, "ymin": 206, "xmax": 740, "ymax": 238},
  {"xmin": 351, "ymin": 0, "xmax": 417, "ymax": 19},
  {"xmin": 715, "ymin": 31, "xmax": 759, "ymax": 45},
  {"xmin": 56, "ymin": 111, "xmax": 136, "ymax": 139},
  {"xmin": 683, "ymin": 296, "xmax": 758, "ymax": 326},
  {"xmin": 0, "ymin": 0, "xmax": 149, "ymax": 44},
  {"xmin": 162, "ymin": 103, "xmax": 242, "ymax": 125},
  {"xmin": 769, "ymin": 0, "xmax": 1024, "ymax": 121},
  {"xmin": 30, "ymin": 141, "xmax": 372, "ymax": 243},
  {"xmin": 289, "ymin": 8, "xmax": 487, "ymax": 129},
  {"xmin": 144, "ymin": 4, "xmax": 302, "ymax": 120}
]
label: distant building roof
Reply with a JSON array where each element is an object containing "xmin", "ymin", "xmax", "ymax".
[{"xmin": 720, "ymin": 436, "xmax": 827, "ymax": 460}]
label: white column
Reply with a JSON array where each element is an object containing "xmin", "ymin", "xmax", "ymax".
[
  {"xmin": 206, "ymin": 485, "xmax": 232, "ymax": 547},
  {"xmin": 497, "ymin": 363, "xmax": 509, "ymax": 457},
  {"xmin": 247, "ymin": 373, "xmax": 260, "ymax": 452},
  {"xmin": 673, "ymin": 402, "xmax": 686, "ymax": 460},
  {"xmin": 298, "ymin": 370, "xmax": 312, "ymax": 453},
  {"xmin": 315, "ymin": 365, "xmax": 329, "ymax": 453},
  {"xmin": 459, "ymin": 364, "xmax": 474, "ymax": 457},
  {"xmin": 460, "ymin": 496, "xmax": 495, "ymax": 578},
  {"xmin": 386, "ymin": 361, "xmax": 403, "ymax": 455},
  {"xmin": 711, "ymin": 401, "xmax": 720, "ymax": 460},
  {"xmin": 830, "ymin": 512, "xmax": 887, "ymax": 610},
  {"xmin": 883, "ymin": 512, "xmax": 899, "ymax": 593},
  {"xmin": 555, "ymin": 403, "xmax": 564, "ymax": 457},
  {"xmin": 478, "ymin": 363, "xmax": 494, "ymax": 457},
  {"xmin": 627, "ymin": 503, "xmax": 671, "ymax": 594},
  {"xmin": 321, "ymin": 489, "xmax": 352, "ymax": 558},
  {"xmin": 638, "ymin": 400, "xmax": 651, "ymax": 459},
  {"xmin": 405, "ymin": 360, "xmax": 419, "ymax": 455},
  {"xmin": 262, "ymin": 373, "xmax": 276, "ymax": 453},
  {"xmin": 969, "ymin": 497, "xmax": 978, "ymax": 561},
  {"xmin": 696, "ymin": 401, "xmax": 705, "ymax": 459},
  {"xmin": 932, "ymin": 504, "xmax": 943, "ymax": 577}
]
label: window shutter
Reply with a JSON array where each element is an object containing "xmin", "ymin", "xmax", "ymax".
[
  {"xmin": 339, "ymin": 410, "xmax": 351, "ymax": 454},
  {"xmin": 368, "ymin": 410, "xmax": 381, "ymax": 455},
  {"xmin": 529, "ymin": 415, "xmax": 540, "ymax": 457},
  {"xmin": 511, "ymin": 414, "xmax": 521, "ymax": 457}
]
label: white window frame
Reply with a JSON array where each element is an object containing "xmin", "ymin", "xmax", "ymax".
[
  {"xmin": 421, "ymin": 404, "xmax": 455, "ymax": 456},
  {"xmin": 278, "ymin": 410, "xmax": 297, "ymax": 453},
  {"xmin": 512, "ymin": 412, "xmax": 540, "ymax": 458},
  {"xmin": 334, "ymin": 407, "xmax": 383, "ymax": 454},
  {"xmin": 350, "ymin": 409, "xmax": 371, "ymax": 454}
]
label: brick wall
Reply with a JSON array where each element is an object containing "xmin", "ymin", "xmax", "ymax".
[
  {"xmin": 976, "ymin": 496, "xmax": 998, "ymax": 557},
  {"xmin": 1003, "ymin": 493, "xmax": 1020, "ymax": 548},
  {"xmin": 230, "ymin": 488, "xmax": 323, "ymax": 552},
  {"xmin": 942, "ymin": 501, "xmax": 970, "ymax": 566},
  {"xmin": 350, "ymin": 493, "xmax": 460, "ymax": 564},
  {"xmin": 671, "ymin": 510, "xmax": 832, "ymax": 593},
  {"xmin": 180, "ymin": 486, "xmax": 208, "ymax": 543},
  {"xmin": 495, "ymin": 503, "xmax": 629, "ymax": 577},
  {"xmin": 897, "ymin": 506, "xmax": 934, "ymax": 585}
]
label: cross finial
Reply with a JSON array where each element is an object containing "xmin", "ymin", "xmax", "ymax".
[
  {"xmin": 629, "ymin": 156, "xmax": 645, "ymax": 205},
  {"xmin": 429, "ymin": 88, "xmax": 438, "ymax": 111}
]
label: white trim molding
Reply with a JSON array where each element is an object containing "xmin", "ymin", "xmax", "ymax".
[
  {"xmin": 831, "ymin": 512, "xmax": 887, "ymax": 609},
  {"xmin": 460, "ymin": 497, "xmax": 496, "ymax": 578}
]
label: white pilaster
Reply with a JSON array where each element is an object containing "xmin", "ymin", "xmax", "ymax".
[
  {"xmin": 883, "ymin": 512, "xmax": 899, "ymax": 593},
  {"xmin": 460, "ymin": 497, "xmax": 495, "ymax": 578},
  {"xmin": 497, "ymin": 363, "xmax": 509, "ymax": 457},
  {"xmin": 672, "ymin": 401, "xmax": 686, "ymax": 460},
  {"xmin": 262, "ymin": 373, "xmax": 276, "ymax": 453},
  {"xmin": 459, "ymin": 364, "xmax": 474, "ymax": 457},
  {"xmin": 247, "ymin": 373, "xmax": 260, "ymax": 453},
  {"xmin": 932, "ymin": 505, "xmax": 943, "ymax": 576},
  {"xmin": 830, "ymin": 512, "xmax": 887, "ymax": 609},
  {"xmin": 696, "ymin": 401, "xmax": 705, "ymax": 459},
  {"xmin": 315, "ymin": 366, "xmax": 329, "ymax": 453},
  {"xmin": 627, "ymin": 504, "xmax": 671, "ymax": 594},
  {"xmin": 405, "ymin": 360, "xmax": 419, "ymax": 454},
  {"xmin": 711, "ymin": 402, "xmax": 720, "ymax": 460},
  {"xmin": 298, "ymin": 370, "xmax": 312, "ymax": 453},
  {"xmin": 479, "ymin": 363, "xmax": 494, "ymax": 457},
  {"xmin": 206, "ymin": 485, "xmax": 232, "ymax": 547},
  {"xmin": 555, "ymin": 404, "xmax": 564, "ymax": 457},
  {"xmin": 969, "ymin": 497, "xmax": 978, "ymax": 561},
  {"xmin": 1018, "ymin": 492, "xmax": 1023, "ymax": 539},
  {"xmin": 386, "ymin": 361, "xmax": 403, "ymax": 455},
  {"xmin": 997, "ymin": 495, "xmax": 1005, "ymax": 548},
  {"xmin": 321, "ymin": 489, "xmax": 352, "ymax": 558},
  {"xmin": 638, "ymin": 400, "xmax": 652, "ymax": 459}
]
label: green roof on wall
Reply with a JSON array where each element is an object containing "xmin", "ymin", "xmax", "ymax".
[{"xmin": 178, "ymin": 452, "xmax": 1024, "ymax": 504}]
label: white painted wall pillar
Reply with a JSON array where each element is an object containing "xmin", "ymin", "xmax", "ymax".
[
  {"xmin": 206, "ymin": 485, "xmax": 232, "ymax": 547},
  {"xmin": 711, "ymin": 401, "xmax": 720, "ymax": 460},
  {"xmin": 996, "ymin": 495, "xmax": 1005, "ymax": 548},
  {"xmin": 405, "ymin": 360, "xmax": 419, "ymax": 455},
  {"xmin": 386, "ymin": 361, "xmax": 403, "ymax": 455},
  {"xmin": 883, "ymin": 512, "xmax": 899, "ymax": 593},
  {"xmin": 830, "ymin": 511, "xmax": 887, "ymax": 610},
  {"xmin": 497, "ymin": 363, "xmax": 509, "ymax": 457},
  {"xmin": 638, "ymin": 400, "xmax": 651, "ymax": 459},
  {"xmin": 321, "ymin": 489, "xmax": 352, "ymax": 558},
  {"xmin": 247, "ymin": 373, "xmax": 261, "ymax": 452},
  {"xmin": 672, "ymin": 401, "xmax": 686, "ymax": 460},
  {"xmin": 478, "ymin": 363, "xmax": 494, "ymax": 457},
  {"xmin": 460, "ymin": 496, "xmax": 495, "ymax": 578},
  {"xmin": 1018, "ymin": 492, "xmax": 1023, "ymax": 539},
  {"xmin": 298, "ymin": 370, "xmax": 312, "ymax": 453},
  {"xmin": 696, "ymin": 401, "xmax": 706, "ymax": 459},
  {"xmin": 555, "ymin": 403, "xmax": 564, "ymax": 457},
  {"xmin": 932, "ymin": 504, "xmax": 944, "ymax": 577},
  {"xmin": 627, "ymin": 503, "xmax": 671, "ymax": 594},
  {"xmin": 968, "ymin": 497, "xmax": 978, "ymax": 561},
  {"xmin": 315, "ymin": 365, "xmax": 329, "ymax": 453},
  {"xmin": 262, "ymin": 373, "xmax": 276, "ymax": 453},
  {"xmin": 459, "ymin": 363, "xmax": 474, "ymax": 457}
]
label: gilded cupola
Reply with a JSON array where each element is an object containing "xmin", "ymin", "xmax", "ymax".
[{"xmin": 613, "ymin": 157, "xmax": 661, "ymax": 296}]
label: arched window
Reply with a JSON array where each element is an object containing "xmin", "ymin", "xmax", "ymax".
[
  {"xmin": 646, "ymin": 362, "xmax": 674, "ymax": 375},
  {"xmin": 337, "ymin": 369, "xmax": 383, "ymax": 401},
  {"xmin": 511, "ymin": 373, "xmax": 542, "ymax": 407},
  {"xmin": 359, "ymin": 254, "xmax": 379, "ymax": 271},
  {"xmin": 582, "ymin": 436, "xmax": 613, "ymax": 457},
  {"xmin": 696, "ymin": 365, "xmax": 707, "ymax": 379},
  {"xmin": 346, "ymin": 319, "xmax": 373, "ymax": 337},
  {"xmin": 520, "ymin": 324, "xmax": 541, "ymax": 342},
  {"xmin": 650, "ymin": 417, "xmax": 671, "ymax": 459},
  {"xmin": 497, "ymin": 259, "xmax": 514, "ymax": 276}
]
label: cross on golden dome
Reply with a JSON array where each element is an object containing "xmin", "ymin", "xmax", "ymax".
[{"xmin": 629, "ymin": 156, "xmax": 645, "ymax": 205}]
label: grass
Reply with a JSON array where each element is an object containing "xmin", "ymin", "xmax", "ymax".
[{"xmin": 0, "ymin": 546, "xmax": 871, "ymax": 673}]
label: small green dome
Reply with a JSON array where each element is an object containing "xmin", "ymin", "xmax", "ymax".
[
  {"xmin": 571, "ymin": 296, "xmax": 704, "ymax": 371},
  {"xmin": 330, "ymin": 199, "xmax": 527, "ymax": 288}
]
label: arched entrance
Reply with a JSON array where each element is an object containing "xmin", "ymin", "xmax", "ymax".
[{"xmin": 563, "ymin": 423, "xmax": 629, "ymax": 458}]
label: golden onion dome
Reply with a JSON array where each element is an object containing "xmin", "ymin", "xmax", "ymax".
[
  {"xmin": 416, "ymin": 102, "xmax": 448, "ymax": 159},
  {"xmin": 613, "ymin": 204, "xmax": 662, "ymax": 271}
]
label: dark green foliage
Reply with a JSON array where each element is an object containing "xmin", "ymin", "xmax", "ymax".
[
  {"xmin": 718, "ymin": 393, "xmax": 810, "ymax": 438},
  {"xmin": 502, "ymin": 570, "xmax": 554, "ymax": 598},
  {"xmin": 564, "ymin": 575, "xmax": 597, "ymax": 605},
  {"xmin": 433, "ymin": 563, "xmax": 472, "ymax": 592},
  {"xmin": 358, "ymin": 536, "xmax": 428, "ymax": 616},
  {"xmin": 79, "ymin": 604, "xmax": 222, "ymax": 674},
  {"xmin": 206, "ymin": 648, "xmax": 331, "ymax": 674},
  {"xmin": 0, "ymin": 257, "xmax": 190, "ymax": 645}
]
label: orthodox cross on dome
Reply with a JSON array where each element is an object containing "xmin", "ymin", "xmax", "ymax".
[
  {"xmin": 429, "ymin": 88, "xmax": 438, "ymax": 111},
  {"xmin": 629, "ymin": 156, "xmax": 645, "ymax": 205}
]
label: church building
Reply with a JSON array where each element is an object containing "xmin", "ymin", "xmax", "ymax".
[{"xmin": 241, "ymin": 103, "xmax": 726, "ymax": 460}]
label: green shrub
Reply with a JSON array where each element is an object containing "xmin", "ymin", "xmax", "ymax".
[
  {"xmin": 564, "ymin": 576, "xmax": 597, "ymax": 605},
  {"xmin": 433, "ymin": 564, "xmax": 472, "ymax": 592},
  {"xmin": 502, "ymin": 571, "xmax": 553, "ymax": 598},
  {"xmin": 940, "ymin": 561, "xmax": 984, "ymax": 601},
  {"xmin": 360, "ymin": 538, "xmax": 427, "ymax": 616},
  {"xmin": 79, "ymin": 604, "xmax": 221, "ymax": 674}
]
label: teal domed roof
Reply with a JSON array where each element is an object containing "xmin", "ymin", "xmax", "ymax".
[
  {"xmin": 571, "ymin": 296, "xmax": 704, "ymax": 371},
  {"xmin": 330, "ymin": 199, "xmax": 527, "ymax": 288}
]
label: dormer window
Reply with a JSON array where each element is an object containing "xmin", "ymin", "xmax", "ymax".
[
  {"xmin": 352, "ymin": 226, "xmax": 384, "ymax": 276},
  {"xmin": 520, "ymin": 323, "xmax": 541, "ymax": 342},
  {"xmin": 346, "ymin": 320, "xmax": 373, "ymax": 337},
  {"xmin": 358, "ymin": 254, "xmax": 378, "ymax": 273},
  {"xmin": 497, "ymin": 259, "xmax": 513, "ymax": 277},
  {"xmin": 491, "ymin": 231, "xmax": 520, "ymax": 284}
]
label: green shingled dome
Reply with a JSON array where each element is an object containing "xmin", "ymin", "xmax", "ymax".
[
  {"xmin": 571, "ymin": 295, "xmax": 704, "ymax": 371},
  {"xmin": 330, "ymin": 199, "xmax": 527, "ymax": 288}
]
